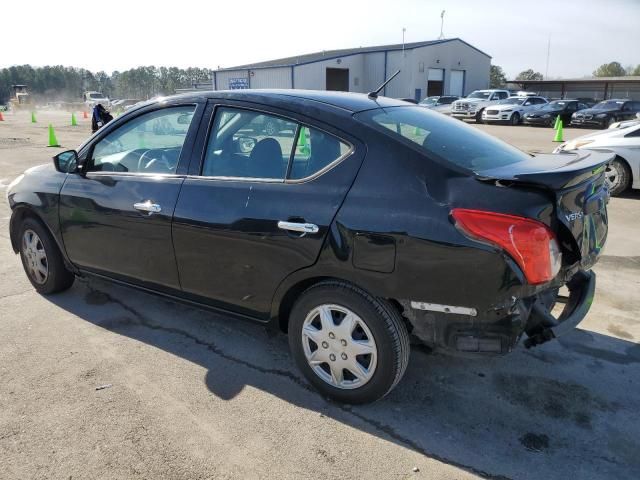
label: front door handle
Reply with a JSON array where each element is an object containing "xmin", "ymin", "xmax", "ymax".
[
  {"xmin": 277, "ymin": 221, "xmax": 319, "ymax": 236},
  {"xmin": 134, "ymin": 200, "xmax": 162, "ymax": 214}
]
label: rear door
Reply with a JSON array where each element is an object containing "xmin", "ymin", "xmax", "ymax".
[
  {"xmin": 59, "ymin": 102, "xmax": 203, "ymax": 290},
  {"xmin": 172, "ymin": 102, "xmax": 364, "ymax": 318}
]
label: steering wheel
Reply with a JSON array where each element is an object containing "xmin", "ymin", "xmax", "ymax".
[
  {"xmin": 144, "ymin": 151, "xmax": 173, "ymax": 173},
  {"xmin": 136, "ymin": 149, "xmax": 153, "ymax": 172}
]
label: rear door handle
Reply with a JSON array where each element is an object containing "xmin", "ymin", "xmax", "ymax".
[
  {"xmin": 277, "ymin": 221, "xmax": 319, "ymax": 235},
  {"xmin": 134, "ymin": 200, "xmax": 162, "ymax": 214}
]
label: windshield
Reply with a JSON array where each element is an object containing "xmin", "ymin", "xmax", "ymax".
[
  {"xmin": 419, "ymin": 97, "xmax": 438, "ymax": 106},
  {"xmin": 90, "ymin": 93, "xmax": 105, "ymax": 99},
  {"xmin": 540, "ymin": 101, "xmax": 567, "ymax": 111},
  {"xmin": 500, "ymin": 97, "xmax": 525, "ymax": 105},
  {"xmin": 467, "ymin": 91, "xmax": 492, "ymax": 99},
  {"xmin": 356, "ymin": 106, "xmax": 529, "ymax": 172},
  {"xmin": 592, "ymin": 100, "xmax": 624, "ymax": 110}
]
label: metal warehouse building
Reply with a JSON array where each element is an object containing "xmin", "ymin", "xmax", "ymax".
[{"xmin": 211, "ymin": 38, "xmax": 491, "ymax": 101}]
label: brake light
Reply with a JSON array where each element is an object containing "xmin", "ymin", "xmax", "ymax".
[{"xmin": 451, "ymin": 208, "xmax": 561, "ymax": 285}]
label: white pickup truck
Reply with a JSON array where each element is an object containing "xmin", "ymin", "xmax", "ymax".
[
  {"xmin": 83, "ymin": 91, "xmax": 110, "ymax": 109},
  {"xmin": 451, "ymin": 89, "xmax": 511, "ymax": 123}
]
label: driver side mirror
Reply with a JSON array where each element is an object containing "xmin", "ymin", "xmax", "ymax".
[{"xmin": 53, "ymin": 150, "xmax": 79, "ymax": 173}]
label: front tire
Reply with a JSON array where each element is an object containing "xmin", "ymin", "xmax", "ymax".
[
  {"xmin": 19, "ymin": 218, "xmax": 75, "ymax": 294},
  {"xmin": 605, "ymin": 158, "xmax": 631, "ymax": 196},
  {"xmin": 288, "ymin": 281, "xmax": 410, "ymax": 404},
  {"xmin": 510, "ymin": 112, "xmax": 520, "ymax": 126},
  {"xmin": 475, "ymin": 109, "xmax": 484, "ymax": 124}
]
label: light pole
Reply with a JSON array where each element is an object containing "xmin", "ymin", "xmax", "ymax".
[
  {"xmin": 438, "ymin": 10, "xmax": 446, "ymax": 40},
  {"xmin": 402, "ymin": 27, "xmax": 406, "ymax": 56}
]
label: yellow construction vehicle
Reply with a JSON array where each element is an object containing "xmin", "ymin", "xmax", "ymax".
[{"xmin": 9, "ymin": 85, "xmax": 32, "ymax": 111}]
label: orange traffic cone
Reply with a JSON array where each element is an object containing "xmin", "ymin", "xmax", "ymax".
[
  {"xmin": 83, "ymin": 111, "xmax": 88, "ymax": 119},
  {"xmin": 0, "ymin": 111, "xmax": 4, "ymax": 121}
]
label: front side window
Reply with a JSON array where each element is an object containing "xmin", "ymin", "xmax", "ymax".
[
  {"xmin": 90, "ymin": 105, "xmax": 196, "ymax": 174},
  {"xmin": 202, "ymin": 107, "xmax": 350, "ymax": 180},
  {"xmin": 356, "ymin": 106, "xmax": 530, "ymax": 172}
]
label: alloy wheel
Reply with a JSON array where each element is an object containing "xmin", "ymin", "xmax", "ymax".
[
  {"xmin": 22, "ymin": 229, "xmax": 48, "ymax": 284},
  {"xmin": 605, "ymin": 162, "xmax": 621, "ymax": 192},
  {"xmin": 301, "ymin": 304, "xmax": 378, "ymax": 390}
]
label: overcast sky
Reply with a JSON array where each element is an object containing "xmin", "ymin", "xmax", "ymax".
[{"xmin": 3, "ymin": 0, "xmax": 638, "ymax": 79}]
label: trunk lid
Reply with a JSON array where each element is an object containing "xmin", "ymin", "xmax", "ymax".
[{"xmin": 477, "ymin": 151, "xmax": 612, "ymax": 270}]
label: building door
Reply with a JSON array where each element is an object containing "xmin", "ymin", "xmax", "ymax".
[
  {"xmin": 326, "ymin": 68, "xmax": 349, "ymax": 91},
  {"xmin": 450, "ymin": 70, "xmax": 465, "ymax": 96},
  {"xmin": 427, "ymin": 68, "xmax": 444, "ymax": 96}
]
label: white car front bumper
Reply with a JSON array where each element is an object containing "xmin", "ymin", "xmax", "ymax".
[{"xmin": 482, "ymin": 110, "xmax": 515, "ymax": 122}]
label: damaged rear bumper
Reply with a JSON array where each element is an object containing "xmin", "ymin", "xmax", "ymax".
[
  {"xmin": 400, "ymin": 269, "xmax": 596, "ymax": 355},
  {"xmin": 523, "ymin": 270, "xmax": 595, "ymax": 348}
]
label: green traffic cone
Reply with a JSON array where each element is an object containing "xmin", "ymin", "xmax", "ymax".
[
  {"xmin": 298, "ymin": 127, "xmax": 310, "ymax": 155},
  {"xmin": 553, "ymin": 115, "xmax": 560, "ymax": 130},
  {"xmin": 31, "ymin": 111, "xmax": 37, "ymax": 123},
  {"xmin": 71, "ymin": 112, "xmax": 78, "ymax": 126},
  {"xmin": 47, "ymin": 124, "xmax": 60, "ymax": 147},
  {"xmin": 553, "ymin": 120, "xmax": 564, "ymax": 142}
]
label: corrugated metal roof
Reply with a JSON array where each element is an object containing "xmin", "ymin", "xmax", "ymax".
[
  {"xmin": 218, "ymin": 37, "xmax": 490, "ymax": 71},
  {"xmin": 509, "ymin": 76, "xmax": 640, "ymax": 83}
]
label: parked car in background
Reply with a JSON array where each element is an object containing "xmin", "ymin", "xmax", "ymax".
[
  {"xmin": 609, "ymin": 112, "xmax": 640, "ymax": 130},
  {"xmin": 419, "ymin": 95, "xmax": 459, "ymax": 115},
  {"xmin": 83, "ymin": 91, "xmax": 110, "ymax": 109},
  {"xmin": 554, "ymin": 122, "xmax": 640, "ymax": 195},
  {"xmin": 7, "ymin": 90, "xmax": 611, "ymax": 403},
  {"xmin": 482, "ymin": 96, "xmax": 548, "ymax": 125},
  {"xmin": 451, "ymin": 89, "xmax": 511, "ymax": 123},
  {"xmin": 571, "ymin": 99, "xmax": 640, "ymax": 129},
  {"xmin": 523, "ymin": 100, "xmax": 589, "ymax": 127},
  {"xmin": 111, "ymin": 99, "xmax": 142, "ymax": 115}
]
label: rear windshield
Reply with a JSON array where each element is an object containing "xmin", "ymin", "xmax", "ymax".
[{"xmin": 355, "ymin": 106, "xmax": 529, "ymax": 171}]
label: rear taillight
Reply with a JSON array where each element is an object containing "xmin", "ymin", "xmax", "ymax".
[{"xmin": 451, "ymin": 208, "xmax": 562, "ymax": 285}]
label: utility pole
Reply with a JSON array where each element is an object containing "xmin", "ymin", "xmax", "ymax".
[
  {"xmin": 438, "ymin": 10, "xmax": 446, "ymax": 40},
  {"xmin": 402, "ymin": 27, "xmax": 406, "ymax": 56},
  {"xmin": 545, "ymin": 35, "xmax": 551, "ymax": 79}
]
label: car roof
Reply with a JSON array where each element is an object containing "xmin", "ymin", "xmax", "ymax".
[{"xmin": 161, "ymin": 89, "xmax": 410, "ymax": 113}]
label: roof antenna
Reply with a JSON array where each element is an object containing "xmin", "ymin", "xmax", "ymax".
[{"xmin": 368, "ymin": 70, "xmax": 401, "ymax": 99}]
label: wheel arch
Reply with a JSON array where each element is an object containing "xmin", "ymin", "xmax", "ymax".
[
  {"xmin": 9, "ymin": 205, "xmax": 48, "ymax": 253},
  {"xmin": 9, "ymin": 205, "xmax": 74, "ymax": 272},
  {"xmin": 272, "ymin": 274, "xmax": 407, "ymax": 334}
]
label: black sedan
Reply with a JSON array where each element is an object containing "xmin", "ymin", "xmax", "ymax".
[
  {"xmin": 523, "ymin": 99, "xmax": 590, "ymax": 127},
  {"xmin": 7, "ymin": 90, "xmax": 610, "ymax": 403},
  {"xmin": 571, "ymin": 99, "xmax": 640, "ymax": 128}
]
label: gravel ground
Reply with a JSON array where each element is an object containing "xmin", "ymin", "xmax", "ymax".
[{"xmin": 1, "ymin": 110, "xmax": 639, "ymax": 480}]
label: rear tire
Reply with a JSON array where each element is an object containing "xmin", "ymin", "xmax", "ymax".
[
  {"xmin": 605, "ymin": 158, "xmax": 631, "ymax": 196},
  {"xmin": 288, "ymin": 281, "xmax": 410, "ymax": 404},
  {"xmin": 19, "ymin": 218, "xmax": 75, "ymax": 294}
]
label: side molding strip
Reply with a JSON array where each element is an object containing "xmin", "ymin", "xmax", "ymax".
[{"xmin": 410, "ymin": 301, "xmax": 478, "ymax": 317}]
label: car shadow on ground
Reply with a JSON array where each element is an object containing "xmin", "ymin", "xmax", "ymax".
[{"xmin": 45, "ymin": 278, "xmax": 640, "ymax": 480}]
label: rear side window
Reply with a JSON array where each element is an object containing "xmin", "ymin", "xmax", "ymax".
[
  {"xmin": 288, "ymin": 126, "xmax": 350, "ymax": 180},
  {"xmin": 356, "ymin": 106, "xmax": 529, "ymax": 171},
  {"xmin": 203, "ymin": 107, "xmax": 350, "ymax": 180},
  {"xmin": 204, "ymin": 108, "xmax": 297, "ymax": 179}
]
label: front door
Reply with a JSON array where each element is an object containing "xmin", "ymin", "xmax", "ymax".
[
  {"xmin": 172, "ymin": 103, "xmax": 364, "ymax": 318},
  {"xmin": 59, "ymin": 103, "xmax": 201, "ymax": 290}
]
